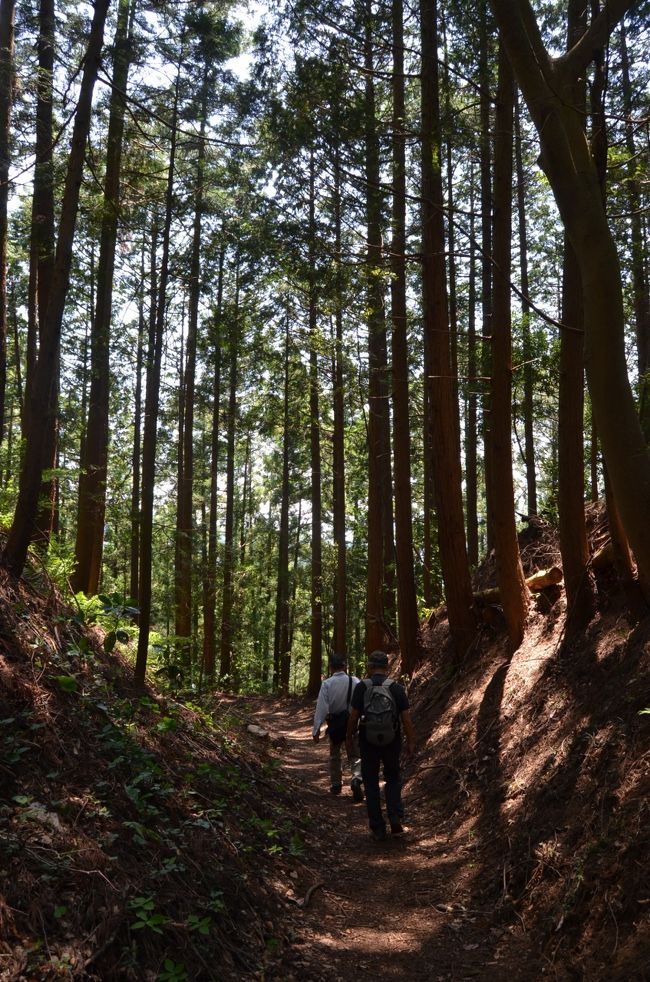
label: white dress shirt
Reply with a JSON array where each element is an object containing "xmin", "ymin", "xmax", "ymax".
[{"xmin": 312, "ymin": 670, "xmax": 361, "ymax": 737}]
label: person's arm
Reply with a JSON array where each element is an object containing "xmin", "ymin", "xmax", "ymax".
[
  {"xmin": 345, "ymin": 706, "xmax": 360, "ymax": 756},
  {"xmin": 312, "ymin": 681, "xmax": 330, "ymax": 741},
  {"xmin": 400, "ymin": 708, "xmax": 416, "ymax": 756}
]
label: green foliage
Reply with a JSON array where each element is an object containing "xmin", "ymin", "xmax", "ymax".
[
  {"xmin": 158, "ymin": 961, "xmax": 188, "ymax": 982},
  {"xmin": 54, "ymin": 675, "xmax": 79, "ymax": 693},
  {"xmin": 128, "ymin": 896, "xmax": 169, "ymax": 934}
]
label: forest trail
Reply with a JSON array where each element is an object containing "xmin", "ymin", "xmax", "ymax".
[{"xmin": 247, "ymin": 699, "xmax": 536, "ymax": 982}]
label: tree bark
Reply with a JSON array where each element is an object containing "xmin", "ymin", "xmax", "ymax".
[
  {"xmin": 175, "ymin": 84, "xmax": 208, "ymax": 667},
  {"xmin": 332, "ymin": 145, "xmax": 347, "ymax": 658},
  {"xmin": 514, "ymin": 94, "xmax": 537, "ymax": 517},
  {"xmin": 557, "ymin": 0, "xmax": 596, "ymax": 635},
  {"xmin": 391, "ymin": 0, "xmax": 419, "ymax": 672},
  {"xmin": 490, "ymin": 0, "xmax": 650, "ymax": 600},
  {"xmin": 134, "ymin": 64, "xmax": 180, "ymax": 688},
  {"xmin": 619, "ymin": 21, "xmax": 650, "ymax": 442},
  {"xmin": 219, "ymin": 266, "xmax": 240, "ymax": 687},
  {"xmin": 364, "ymin": 0, "xmax": 395, "ymax": 654},
  {"xmin": 274, "ymin": 312, "xmax": 292, "ymax": 693},
  {"xmin": 3, "ymin": 0, "xmax": 110, "ymax": 578},
  {"xmin": 0, "ymin": 0, "xmax": 16, "ymax": 444},
  {"xmin": 129, "ymin": 230, "xmax": 150, "ymax": 609},
  {"xmin": 420, "ymin": 0, "xmax": 476, "ymax": 657},
  {"xmin": 466, "ymin": 175, "xmax": 479, "ymax": 566},
  {"xmin": 202, "ymin": 248, "xmax": 224, "ymax": 683},
  {"xmin": 306, "ymin": 149, "xmax": 323, "ymax": 698},
  {"xmin": 479, "ymin": 0, "xmax": 494, "ymax": 554},
  {"xmin": 72, "ymin": 0, "xmax": 133, "ymax": 595},
  {"xmin": 490, "ymin": 40, "xmax": 529, "ymax": 650},
  {"xmin": 26, "ymin": 0, "xmax": 56, "ymax": 547}
]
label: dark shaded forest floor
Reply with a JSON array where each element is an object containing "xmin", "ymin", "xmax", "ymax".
[{"xmin": 1, "ymin": 508, "xmax": 650, "ymax": 979}]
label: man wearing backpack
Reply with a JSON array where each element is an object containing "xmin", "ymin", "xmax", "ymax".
[
  {"xmin": 345, "ymin": 649, "xmax": 415, "ymax": 841},
  {"xmin": 312, "ymin": 654, "xmax": 364, "ymax": 801}
]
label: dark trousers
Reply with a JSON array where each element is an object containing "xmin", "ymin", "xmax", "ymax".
[{"xmin": 360, "ymin": 738, "xmax": 403, "ymax": 831}]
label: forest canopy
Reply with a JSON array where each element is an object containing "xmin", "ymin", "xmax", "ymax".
[{"xmin": 0, "ymin": 0, "xmax": 648, "ymax": 693}]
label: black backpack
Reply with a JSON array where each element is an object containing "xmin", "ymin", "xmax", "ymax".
[
  {"xmin": 326, "ymin": 676, "xmax": 353, "ymax": 744},
  {"xmin": 362, "ymin": 677, "xmax": 398, "ymax": 745}
]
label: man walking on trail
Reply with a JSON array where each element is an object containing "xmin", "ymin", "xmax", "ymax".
[
  {"xmin": 312, "ymin": 654, "xmax": 364, "ymax": 801},
  {"xmin": 346, "ymin": 649, "xmax": 415, "ymax": 842}
]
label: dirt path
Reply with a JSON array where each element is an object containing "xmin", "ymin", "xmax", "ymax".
[{"xmin": 247, "ymin": 699, "xmax": 534, "ymax": 982}]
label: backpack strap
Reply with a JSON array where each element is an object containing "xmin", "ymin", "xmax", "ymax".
[
  {"xmin": 362, "ymin": 677, "xmax": 373, "ymax": 709},
  {"xmin": 345, "ymin": 674, "xmax": 353, "ymax": 708}
]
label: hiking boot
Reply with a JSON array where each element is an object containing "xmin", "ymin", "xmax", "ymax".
[
  {"xmin": 390, "ymin": 821, "xmax": 405, "ymax": 835},
  {"xmin": 330, "ymin": 784, "xmax": 342, "ymax": 795},
  {"xmin": 351, "ymin": 777, "xmax": 364, "ymax": 802},
  {"xmin": 371, "ymin": 827, "xmax": 387, "ymax": 842}
]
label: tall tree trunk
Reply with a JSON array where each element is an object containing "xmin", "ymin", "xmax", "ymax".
[
  {"xmin": 219, "ymin": 265, "xmax": 240, "ymax": 686},
  {"xmin": 364, "ymin": 0, "xmax": 395, "ymax": 654},
  {"xmin": 306, "ymin": 149, "xmax": 323, "ymax": 698},
  {"xmin": 420, "ymin": 0, "xmax": 476, "ymax": 656},
  {"xmin": 514, "ymin": 94, "xmax": 537, "ymax": 516},
  {"xmin": 619, "ymin": 21, "xmax": 650, "ymax": 441},
  {"xmin": 203, "ymin": 248, "xmax": 224, "ymax": 682},
  {"xmin": 490, "ymin": 41, "xmax": 528, "ymax": 650},
  {"xmin": 557, "ymin": 0, "xmax": 596, "ymax": 635},
  {"xmin": 490, "ymin": 0, "xmax": 650, "ymax": 600},
  {"xmin": 479, "ymin": 0, "xmax": 494, "ymax": 553},
  {"xmin": 589, "ymin": 3, "xmax": 637, "ymax": 598},
  {"xmin": 332, "ymin": 146, "xmax": 347, "ymax": 658},
  {"xmin": 134, "ymin": 65, "xmax": 180, "ymax": 688},
  {"xmin": 274, "ymin": 313, "xmax": 292, "ymax": 693},
  {"xmin": 26, "ymin": 0, "xmax": 55, "ymax": 547},
  {"xmin": 466, "ymin": 174, "xmax": 479, "ymax": 566},
  {"xmin": 2, "ymin": 0, "xmax": 110, "ymax": 578},
  {"xmin": 130, "ymin": 231, "xmax": 150, "ymax": 608},
  {"xmin": 0, "ymin": 0, "xmax": 16, "ymax": 444},
  {"xmin": 175, "ymin": 84, "xmax": 208, "ymax": 667},
  {"xmin": 72, "ymin": 0, "xmax": 133, "ymax": 595},
  {"xmin": 391, "ymin": 0, "xmax": 419, "ymax": 672}
]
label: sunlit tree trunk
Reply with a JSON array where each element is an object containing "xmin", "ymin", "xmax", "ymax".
[
  {"xmin": 365, "ymin": 0, "xmax": 395, "ymax": 653},
  {"xmin": 558, "ymin": 0, "xmax": 596, "ymax": 636},
  {"xmin": 490, "ymin": 0, "xmax": 650, "ymax": 600},
  {"xmin": 514, "ymin": 94, "xmax": 537, "ymax": 517},
  {"xmin": 490, "ymin": 40, "xmax": 528, "ymax": 650},
  {"xmin": 391, "ymin": 0, "xmax": 419, "ymax": 671},
  {"xmin": 73, "ymin": 0, "xmax": 133, "ymax": 595},
  {"xmin": 479, "ymin": 0, "xmax": 494, "ymax": 553},
  {"xmin": 134, "ymin": 66, "xmax": 180, "ymax": 687},
  {"xmin": 420, "ymin": 0, "xmax": 476, "ymax": 656},
  {"xmin": 175, "ymin": 85, "xmax": 208, "ymax": 668}
]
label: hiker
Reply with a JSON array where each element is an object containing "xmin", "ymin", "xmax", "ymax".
[
  {"xmin": 346, "ymin": 649, "xmax": 415, "ymax": 841},
  {"xmin": 312, "ymin": 654, "xmax": 364, "ymax": 801}
]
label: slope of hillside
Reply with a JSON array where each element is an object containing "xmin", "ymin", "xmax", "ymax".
[
  {"xmin": 1, "ymin": 509, "xmax": 649, "ymax": 980},
  {"xmin": 409, "ymin": 512, "xmax": 650, "ymax": 979},
  {"xmin": 0, "ymin": 565, "xmax": 313, "ymax": 980}
]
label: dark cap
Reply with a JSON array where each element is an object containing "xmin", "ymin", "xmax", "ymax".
[
  {"xmin": 368, "ymin": 650, "xmax": 388, "ymax": 668},
  {"xmin": 329, "ymin": 653, "xmax": 346, "ymax": 669}
]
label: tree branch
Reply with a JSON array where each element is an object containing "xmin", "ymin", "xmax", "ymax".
[{"xmin": 558, "ymin": 0, "xmax": 636, "ymax": 79}]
